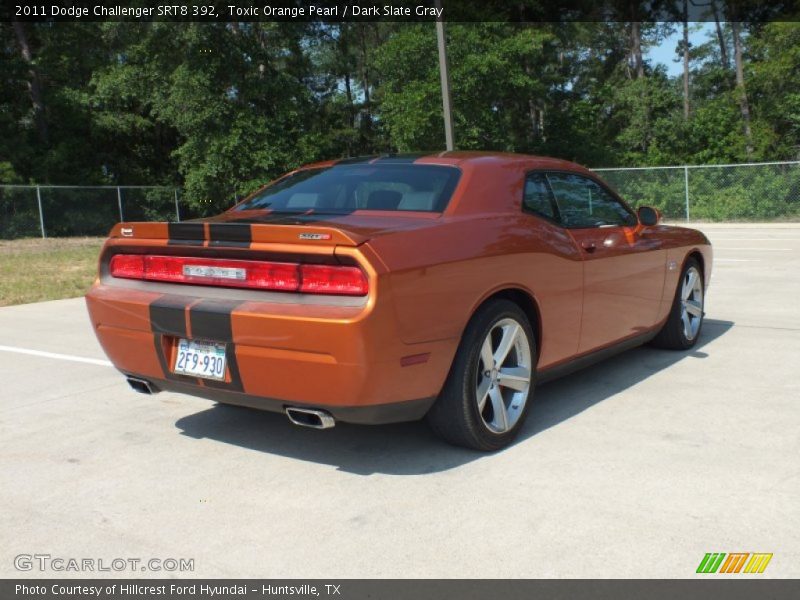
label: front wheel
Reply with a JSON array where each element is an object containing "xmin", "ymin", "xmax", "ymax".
[
  {"xmin": 651, "ymin": 257, "xmax": 705, "ymax": 350},
  {"xmin": 427, "ymin": 299, "xmax": 536, "ymax": 451}
]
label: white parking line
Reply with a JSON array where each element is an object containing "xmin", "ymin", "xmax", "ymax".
[
  {"xmin": 0, "ymin": 345, "xmax": 113, "ymax": 367},
  {"xmin": 714, "ymin": 247, "xmax": 792, "ymax": 251}
]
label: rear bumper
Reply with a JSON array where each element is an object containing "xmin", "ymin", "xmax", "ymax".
[
  {"xmin": 85, "ymin": 282, "xmax": 457, "ymax": 425},
  {"xmin": 126, "ymin": 376, "xmax": 435, "ymax": 424}
]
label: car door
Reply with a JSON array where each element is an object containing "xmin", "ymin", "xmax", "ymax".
[
  {"xmin": 519, "ymin": 172, "xmax": 583, "ymax": 367},
  {"xmin": 546, "ymin": 172, "xmax": 666, "ymax": 354}
]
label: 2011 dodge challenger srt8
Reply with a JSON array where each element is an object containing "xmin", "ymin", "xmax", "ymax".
[{"xmin": 86, "ymin": 152, "xmax": 712, "ymax": 451}]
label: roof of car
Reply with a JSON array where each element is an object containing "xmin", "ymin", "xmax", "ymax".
[{"xmin": 302, "ymin": 152, "xmax": 593, "ymax": 175}]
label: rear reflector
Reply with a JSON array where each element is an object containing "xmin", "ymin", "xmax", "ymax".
[{"xmin": 109, "ymin": 255, "xmax": 368, "ymax": 296}]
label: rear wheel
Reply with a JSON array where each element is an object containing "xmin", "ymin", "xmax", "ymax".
[
  {"xmin": 652, "ymin": 257, "xmax": 704, "ymax": 350},
  {"xmin": 427, "ymin": 299, "xmax": 535, "ymax": 451}
]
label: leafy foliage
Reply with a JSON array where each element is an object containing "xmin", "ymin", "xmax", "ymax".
[{"xmin": 2, "ymin": 20, "xmax": 799, "ymax": 220}]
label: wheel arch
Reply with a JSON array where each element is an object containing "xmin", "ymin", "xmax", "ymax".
[
  {"xmin": 686, "ymin": 249, "xmax": 705, "ymax": 276},
  {"xmin": 468, "ymin": 287, "xmax": 542, "ymax": 359}
]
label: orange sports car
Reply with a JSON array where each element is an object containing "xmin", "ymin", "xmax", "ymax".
[{"xmin": 86, "ymin": 152, "xmax": 712, "ymax": 450}]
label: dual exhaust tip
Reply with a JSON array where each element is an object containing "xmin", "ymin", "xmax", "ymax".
[
  {"xmin": 126, "ymin": 376, "xmax": 158, "ymax": 395},
  {"xmin": 126, "ymin": 376, "xmax": 335, "ymax": 429},
  {"xmin": 285, "ymin": 407, "xmax": 336, "ymax": 429}
]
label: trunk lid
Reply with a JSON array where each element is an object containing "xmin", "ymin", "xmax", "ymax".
[
  {"xmin": 108, "ymin": 210, "xmax": 439, "ymax": 248},
  {"xmin": 209, "ymin": 209, "xmax": 441, "ymax": 245}
]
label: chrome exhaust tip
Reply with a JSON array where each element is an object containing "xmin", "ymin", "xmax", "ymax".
[
  {"xmin": 285, "ymin": 407, "xmax": 335, "ymax": 429},
  {"xmin": 126, "ymin": 376, "xmax": 158, "ymax": 395}
]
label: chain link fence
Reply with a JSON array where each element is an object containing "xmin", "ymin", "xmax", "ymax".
[
  {"xmin": 3, "ymin": 162, "xmax": 800, "ymax": 239},
  {"xmin": 0, "ymin": 185, "xmax": 182, "ymax": 239},
  {"xmin": 594, "ymin": 161, "xmax": 800, "ymax": 222}
]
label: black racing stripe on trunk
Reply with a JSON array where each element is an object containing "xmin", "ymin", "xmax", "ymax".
[
  {"xmin": 208, "ymin": 223, "xmax": 252, "ymax": 248},
  {"xmin": 168, "ymin": 222, "xmax": 205, "ymax": 246},
  {"xmin": 149, "ymin": 295, "xmax": 200, "ymax": 384},
  {"xmin": 189, "ymin": 299, "xmax": 244, "ymax": 392}
]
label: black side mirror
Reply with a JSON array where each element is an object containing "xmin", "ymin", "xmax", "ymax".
[{"xmin": 638, "ymin": 206, "xmax": 660, "ymax": 226}]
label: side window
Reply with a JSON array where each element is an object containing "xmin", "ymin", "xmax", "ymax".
[
  {"xmin": 546, "ymin": 173, "xmax": 636, "ymax": 228},
  {"xmin": 523, "ymin": 173, "xmax": 556, "ymax": 219}
]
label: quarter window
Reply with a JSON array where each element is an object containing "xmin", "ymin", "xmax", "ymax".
[
  {"xmin": 546, "ymin": 173, "xmax": 636, "ymax": 228},
  {"xmin": 523, "ymin": 173, "xmax": 556, "ymax": 219}
]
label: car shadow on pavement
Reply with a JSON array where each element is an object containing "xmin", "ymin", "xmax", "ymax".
[{"xmin": 175, "ymin": 318, "xmax": 734, "ymax": 476}]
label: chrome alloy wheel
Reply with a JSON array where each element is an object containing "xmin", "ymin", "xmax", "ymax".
[
  {"xmin": 680, "ymin": 266, "xmax": 704, "ymax": 341},
  {"xmin": 476, "ymin": 318, "xmax": 532, "ymax": 434}
]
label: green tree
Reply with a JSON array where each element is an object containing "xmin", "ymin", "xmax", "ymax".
[
  {"xmin": 2, "ymin": 18, "xmax": 800, "ymax": 225},
  {"xmin": 374, "ymin": 23, "xmax": 559, "ymax": 153}
]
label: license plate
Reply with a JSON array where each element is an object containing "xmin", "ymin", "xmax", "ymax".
[{"xmin": 173, "ymin": 339, "xmax": 227, "ymax": 381}]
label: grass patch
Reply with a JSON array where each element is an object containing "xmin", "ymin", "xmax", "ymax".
[{"xmin": 0, "ymin": 237, "xmax": 104, "ymax": 306}]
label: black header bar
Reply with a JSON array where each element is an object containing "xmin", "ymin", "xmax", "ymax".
[{"xmin": 5, "ymin": 0, "xmax": 800, "ymax": 23}]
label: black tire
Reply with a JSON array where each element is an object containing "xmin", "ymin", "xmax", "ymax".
[
  {"xmin": 427, "ymin": 298, "xmax": 536, "ymax": 451},
  {"xmin": 651, "ymin": 256, "xmax": 705, "ymax": 350}
]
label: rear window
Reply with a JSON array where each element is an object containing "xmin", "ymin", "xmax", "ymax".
[{"xmin": 235, "ymin": 164, "xmax": 461, "ymax": 213}]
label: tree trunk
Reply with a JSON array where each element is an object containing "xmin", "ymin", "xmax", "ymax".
[
  {"xmin": 521, "ymin": 12, "xmax": 541, "ymax": 143},
  {"xmin": 539, "ymin": 106, "xmax": 545, "ymax": 141},
  {"xmin": 344, "ymin": 74, "xmax": 354, "ymax": 127},
  {"xmin": 359, "ymin": 25, "xmax": 371, "ymax": 112},
  {"xmin": 358, "ymin": 24, "xmax": 372, "ymax": 140},
  {"xmin": 711, "ymin": 0, "xmax": 730, "ymax": 70},
  {"xmin": 338, "ymin": 25, "xmax": 355, "ymax": 129},
  {"xmin": 628, "ymin": 0, "xmax": 644, "ymax": 79},
  {"xmin": 527, "ymin": 100, "xmax": 540, "ymax": 142},
  {"xmin": 12, "ymin": 20, "xmax": 48, "ymax": 145},
  {"xmin": 522, "ymin": 50, "xmax": 539, "ymax": 143},
  {"xmin": 630, "ymin": 21, "xmax": 644, "ymax": 79},
  {"xmin": 682, "ymin": 0, "xmax": 690, "ymax": 119},
  {"xmin": 629, "ymin": 16, "xmax": 649, "ymax": 152},
  {"xmin": 252, "ymin": 24, "xmax": 267, "ymax": 80},
  {"xmin": 731, "ymin": 21, "xmax": 753, "ymax": 157}
]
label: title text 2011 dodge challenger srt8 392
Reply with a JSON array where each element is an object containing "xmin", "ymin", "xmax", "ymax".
[{"xmin": 86, "ymin": 152, "xmax": 712, "ymax": 450}]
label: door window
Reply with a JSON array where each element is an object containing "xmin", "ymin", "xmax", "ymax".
[{"xmin": 546, "ymin": 173, "xmax": 636, "ymax": 228}]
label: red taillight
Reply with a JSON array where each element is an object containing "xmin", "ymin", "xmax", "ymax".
[
  {"xmin": 109, "ymin": 254, "xmax": 368, "ymax": 296},
  {"xmin": 299, "ymin": 264, "xmax": 368, "ymax": 296},
  {"xmin": 108, "ymin": 254, "xmax": 144, "ymax": 278}
]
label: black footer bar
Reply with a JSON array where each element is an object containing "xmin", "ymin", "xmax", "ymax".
[{"xmin": 3, "ymin": 579, "xmax": 800, "ymax": 600}]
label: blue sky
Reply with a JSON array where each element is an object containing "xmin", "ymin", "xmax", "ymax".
[{"xmin": 646, "ymin": 23, "xmax": 716, "ymax": 77}]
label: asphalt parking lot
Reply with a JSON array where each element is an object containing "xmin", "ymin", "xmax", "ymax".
[{"xmin": 1, "ymin": 224, "xmax": 798, "ymax": 578}]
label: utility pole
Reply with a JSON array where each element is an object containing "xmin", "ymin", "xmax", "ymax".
[{"xmin": 435, "ymin": 0, "xmax": 454, "ymax": 151}]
